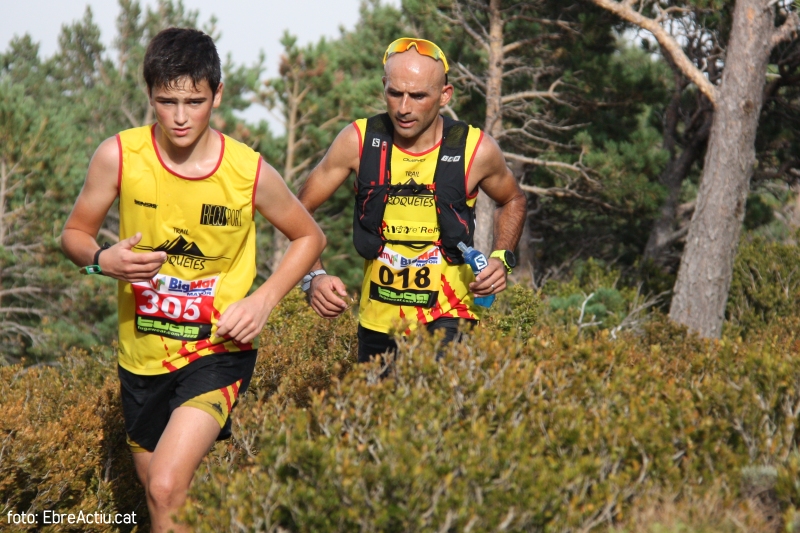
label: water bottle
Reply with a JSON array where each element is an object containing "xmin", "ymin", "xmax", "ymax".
[{"xmin": 457, "ymin": 241, "xmax": 495, "ymax": 308}]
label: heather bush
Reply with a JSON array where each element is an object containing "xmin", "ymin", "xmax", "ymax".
[
  {"xmin": 0, "ymin": 351, "xmax": 145, "ymax": 532},
  {"xmin": 541, "ymin": 259, "xmax": 649, "ymax": 333},
  {"xmin": 6, "ymin": 288, "xmax": 800, "ymax": 532},
  {"xmin": 727, "ymin": 234, "xmax": 800, "ymax": 338},
  {"xmin": 182, "ymin": 307, "xmax": 800, "ymax": 532}
]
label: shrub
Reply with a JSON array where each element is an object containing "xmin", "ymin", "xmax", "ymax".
[
  {"xmin": 182, "ymin": 311, "xmax": 800, "ymax": 532},
  {"xmin": 482, "ymin": 283, "xmax": 543, "ymax": 336},
  {"xmin": 727, "ymin": 234, "xmax": 800, "ymax": 338},
  {"xmin": 0, "ymin": 351, "xmax": 145, "ymax": 532},
  {"xmin": 7, "ymin": 289, "xmax": 800, "ymax": 532},
  {"xmin": 541, "ymin": 259, "xmax": 657, "ymax": 334}
]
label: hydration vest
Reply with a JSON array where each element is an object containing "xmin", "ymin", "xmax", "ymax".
[{"xmin": 353, "ymin": 113, "xmax": 474, "ymax": 265}]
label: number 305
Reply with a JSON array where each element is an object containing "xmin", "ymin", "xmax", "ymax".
[{"xmin": 138, "ymin": 290, "xmax": 203, "ymax": 320}]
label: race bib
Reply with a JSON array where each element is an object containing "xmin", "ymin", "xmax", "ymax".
[
  {"xmin": 132, "ymin": 275, "xmax": 218, "ymax": 341},
  {"xmin": 369, "ymin": 245, "xmax": 441, "ymax": 307}
]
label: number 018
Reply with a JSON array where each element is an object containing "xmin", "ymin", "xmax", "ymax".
[{"xmin": 378, "ymin": 265, "xmax": 431, "ymax": 289}]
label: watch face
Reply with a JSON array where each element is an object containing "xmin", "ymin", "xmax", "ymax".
[{"xmin": 504, "ymin": 250, "xmax": 517, "ymax": 269}]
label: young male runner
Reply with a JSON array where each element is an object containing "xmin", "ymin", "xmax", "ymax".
[
  {"xmin": 61, "ymin": 28, "xmax": 325, "ymax": 533},
  {"xmin": 298, "ymin": 38, "xmax": 526, "ymax": 362}
]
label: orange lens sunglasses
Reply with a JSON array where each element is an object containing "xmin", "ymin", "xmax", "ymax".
[{"xmin": 383, "ymin": 38, "xmax": 450, "ymax": 73}]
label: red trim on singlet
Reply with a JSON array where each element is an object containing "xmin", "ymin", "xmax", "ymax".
[
  {"xmin": 115, "ymin": 134, "xmax": 123, "ymax": 191},
  {"xmin": 353, "ymin": 121, "xmax": 363, "ymax": 160},
  {"xmin": 394, "ymin": 140, "xmax": 442, "ymax": 157},
  {"xmin": 441, "ymin": 275, "xmax": 473, "ymax": 319},
  {"xmin": 466, "ymin": 131, "xmax": 484, "ymax": 199},
  {"xmin": 162, "ymin": 360, "xmax": 179, "ymax": 372},
  {"xmin": 220, "ymin": 386, "xmax": 233, "ymax": 412},
  {"xmin": 150, "ymin": 124, "xmax": 225, "ymax": 180},
  {"xmin": 252, "ymin": 157, "xmax": 263, "ymax": 218}
]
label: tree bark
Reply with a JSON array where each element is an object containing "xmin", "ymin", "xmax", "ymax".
[
  {"xmin": 474, "ymin": 0, "xmax": 504, "ymax": 255},
  {"xmin": 669, "ymin": 0, "xmax": 781, "ymax": 338},
  {"xmin": 270, "ymin": 74, "xmax": 303, "ymax": 275}
]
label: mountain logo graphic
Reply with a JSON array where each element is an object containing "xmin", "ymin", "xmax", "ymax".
[
  {"xmin": 136, "ymin": 236, "xmax": 227, "ymax": 260},
  {"xmin": 391, "ymin": 177, "xmax": 433, "ymax": 197}
]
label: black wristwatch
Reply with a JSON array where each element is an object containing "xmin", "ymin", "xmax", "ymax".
[
  {"xmin": 489, "ymin": 250, "xmax": 517, "ymax": 274},
  {"xmin": 80, "ymin": 242, "xmax": 112, "ymax": 275}
]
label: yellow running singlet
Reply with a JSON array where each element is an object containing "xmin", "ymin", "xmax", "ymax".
[
  {"xmin": 116, "ymin": 125, "xmax": 261, "ymax": 375},
  {"xmin": 353, "ymin": 118, "xmax": 485, "ymax": 334}
]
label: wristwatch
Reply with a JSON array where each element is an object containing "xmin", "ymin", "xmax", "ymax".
[
  {"xmin": 489, "ymin": 250, "xmax": 516, "ymax": 274},
  {"xmin": 80, "ymin": 242, "xmax": 111, "ymax": 275},
  {"xmin": 301, "ymin": 269, "xmax": 327, "ymax": 292}
]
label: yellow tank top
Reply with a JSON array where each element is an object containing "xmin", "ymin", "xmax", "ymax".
[
  {"xmin": 353, "ymin": 118, "xmax": 485, "ymax": 334},
  {"xmin": 116, "ymin": 125, "xmax": 260, "ymax": 375}
]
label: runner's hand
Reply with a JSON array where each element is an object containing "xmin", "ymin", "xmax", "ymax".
[
  {"xmin": 308, "ymin": 274, "xmax": 349, "ymax": 318},
  {"xmin": 469, "ymin": 257, "xmax": 507, "ymax": 296},
  {"xmin": 100, "ymin": 232, "xmax": 167, "ymax": 282},
  {"xmin": 215, "ymin": 294, "xmax": 273, "ymax": 344}
]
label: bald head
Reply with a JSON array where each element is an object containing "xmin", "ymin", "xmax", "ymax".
[
  {"xmin": 381, "ymin": 47, "xmax": 453, "ymax": 143},
  {"xmin": 384, "ymin": 48, "xmax": 447, "ymax": 89}
]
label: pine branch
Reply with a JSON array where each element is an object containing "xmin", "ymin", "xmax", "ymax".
[{"xmin": 589, "ymin": 0, "xmax": 718, "ymax": 105}]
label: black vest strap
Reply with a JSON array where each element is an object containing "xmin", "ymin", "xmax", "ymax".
[{"xmin": 353, "ymin": 113, "xmax": 475, "ymax": 265}]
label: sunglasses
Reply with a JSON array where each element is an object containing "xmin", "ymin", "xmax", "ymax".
[{"xmin": 383, "ymin": 38, "xmax": 450, "ymax": 73}]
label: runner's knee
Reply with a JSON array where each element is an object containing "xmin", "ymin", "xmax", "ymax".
[{"xmin": 146, "ymin": 473, "xmax": 186, "ymax": 510}]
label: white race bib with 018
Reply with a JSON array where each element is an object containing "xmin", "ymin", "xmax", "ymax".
[{"xmin": 369, "ymin": 245, "xmax": 441, "ymax": 308}]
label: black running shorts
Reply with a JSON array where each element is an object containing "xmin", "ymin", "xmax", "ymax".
[
  {"xmin": 357, "ymin": 317, "xmax": 476, "ymax": 363},
  {"xmin": 118, "ymin": 350, "xmax": 258, "ymax": 453}
]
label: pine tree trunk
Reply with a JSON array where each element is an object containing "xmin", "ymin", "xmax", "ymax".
[
  {"xmin": 270, "ymin": 73, "xmax": 302, "ymax": 275},
  {"xmin": 669, "ymin": 0, "xmax": 777, "ymax": 338},
  {"xmin": 516, "ymin": 211, "xmax": 535, "ymax": 282},
  {"xmin": 474, "ymin": 0, "xmax": 504, "ymax": 255}
]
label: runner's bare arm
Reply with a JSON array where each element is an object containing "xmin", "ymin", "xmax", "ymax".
[
  {"xmin": 216, "ymin": 159, "xmax": 326, "ymax": 343},
  {"xmin": 61, "ymin": 137, "xmax": 168, "ymax": 282},
  {"xmin": 296, "ymin": 123, "xmax": 362, "ymax": 318},
  {"xmin": 297, "ymin": 123, "xmax": 361, "ymax": 215},
  {"xmin": 466, "ymin": 134, "xmax": 526, "ymax": 296}
]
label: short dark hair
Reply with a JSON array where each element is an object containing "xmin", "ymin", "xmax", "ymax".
[{"xmin": 143, "ymin": 28, "xmax": 221, "ymax": 95}]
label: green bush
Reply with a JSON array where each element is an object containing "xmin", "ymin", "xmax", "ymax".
[
  {"xmin": 541, "ymin": 259, "xmax": 656, "ymax": 333},
  {"xmin": 727, "ymin": 234, "xmax": 800, "ymax": 338},
  {"xmin": 182, "ymin": 310, "xmax": 800, "ymax": 531},
  {"xmin": 0, "ymin": 351, "xmax": 145, "ymax": 532},
  {"xmin": 7, "ymin": 288, "xmax": 800, "ymax": 532}
]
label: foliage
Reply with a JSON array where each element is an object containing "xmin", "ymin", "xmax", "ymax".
[
  {"xmin": 482, "ymin": 283, "xmax": 544, "ymax": 336},
  {"xmin": 726, "ymin": 233, "xmax": 800, "ymax": 338},
  {"xmin": 0, "ymin": 81, "xmax": 117, "ymax": 362},
  {"xmin": 180, "ymin": 304, "xmax": 800, "ymax": 531},
  {"xmin": 0, "ymin": 350, "xmax": 145, "ymax": 532},
  {"xmin": 7, "ymin": 285, "xmax": 800, "ymax": 530}
]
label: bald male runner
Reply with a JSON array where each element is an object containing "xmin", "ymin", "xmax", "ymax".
[{"xmin": 298, "ymin": 37, "xmax": 526, "ymax": 362}]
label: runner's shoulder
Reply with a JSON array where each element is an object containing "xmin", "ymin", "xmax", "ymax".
[
  {"xmin": 328, "ymin": 122, "xmax": 363, "ymax": 169},
  {"xmin": 87, "ymin": 135, "xmax": 122, "ymax": 184}
]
